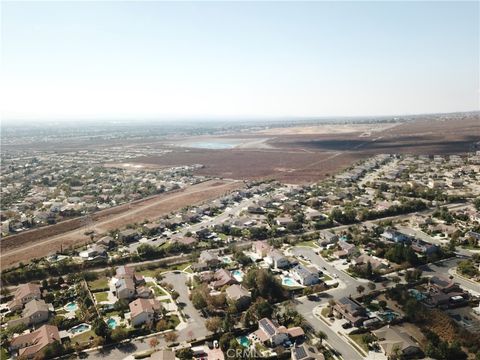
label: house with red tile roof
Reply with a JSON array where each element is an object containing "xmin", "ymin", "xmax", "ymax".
[{"xmin": 9, "ymin": 324, "xmax": 60, "ymax": 359}]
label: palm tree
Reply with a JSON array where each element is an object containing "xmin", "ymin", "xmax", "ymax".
[
  {"xmin": 317, "ymin": 331, "xmax": 328, "ymax": 345},
  {"xmin": 356, "ymin": 285, "xmax": 365, "ymax": 295}
]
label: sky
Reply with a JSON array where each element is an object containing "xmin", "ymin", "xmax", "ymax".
[{"xmin": 1, "ymin": 1, "xmax": 479, "ymax": 121}]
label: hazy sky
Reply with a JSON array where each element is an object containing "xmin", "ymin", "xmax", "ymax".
[{"xmin": 1, "ymin": 1, "xmax": 479, "ymax": 121}]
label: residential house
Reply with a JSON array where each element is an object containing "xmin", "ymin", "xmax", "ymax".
[
  {"xmin": 334, "ymin": 241, "xmax": 356, "ymax": 258},
  {"xmin": 8, "ymin": 299, "xmax": 51, "ymax": 328},
  {"xmin": 150, "ymin": 350, "xmax": 176, "ymax": 360},
  {"xmin": 115, "ymin": 277, "xmax": 136, "ymax": 300},
  {"xmin": 266, "ymin": 249, "xmax": 290, "ymax": 269},
  {"xmin": 79, "ymin": 244, "xmax": 107, "ymax": 260},
  {"xmin": 113, "ymin": 266, "xmax": 145, "ymax": 300},
  {"xmin": 96, "ymin": 235, "xmax": 115, "ymax": 248},
  {"xmin": 225, "ymin": 284, "xmax": 251, "ymax": 309},
  {"xmin": 291, "ymin": 344, "xmax": 325, "ymax": 360},
  {"xmin": 318, "ymin": 231, "xmax": 338, "ymax": 246},
  {"xmin": 276, "ymin": 216, "xmax": 294, "ymax": 227},
  {"xmin": 253, "ymin": 318, "xmax": 289, "ymax": 347},
  {"xmin": 333, "ymin": 297, "xmax": 368, "ymax": 327},
  {"xmin": 425, "ymin": 276, "xmax": 468, "ymax": 309},
  {"xmin": 291, "ymin": 265, "xmax": 319, "ymax": 286},
  {"xmin": 253, "ymin": 241, "xmax": 272, "ymax": 258},
  {"xmin": 9, "ymin": 324, "xmax": 60, "ymax": 359},
  {"xmin": 429, "ymin": 276, "xmax": 460, "ymax": 293},
  {"xmin": 381, "ymin": 229, "xmax": 410, "ymax": 244},
  {"xmin": 193, "ymin": 250, "xmax": 221, "ymax": 271},
  {"xmin": 248, "ymin": 205, "xmax": 265, "ymax": 214},
  {"xmin": 8, "ymin": 283, "xmax": 42, "ymax": 312},
  {"xmin": 118, "ymin": 229, "xmax": 140, "ymax": 243},
  {"xmin": 22, "ymin": 299, "xmax": 50, "ymax": 326},
  {"xmin": 372, "ymin": 326, "xmax": 422, "ymax": 358},
  {"xmin": 411, "ymin": 240, "xmax": 439, "ymax": 255},
  {"xmin": 213, "ymin": 269, "xmax": 238, "ymax": 289},
  {"xmin": 353, "ymin": 254, "xmax": 389, "ymax": 272},
  {"xmin": 129, "ymin": 298, "xmax": 162, "ymax": 327}
]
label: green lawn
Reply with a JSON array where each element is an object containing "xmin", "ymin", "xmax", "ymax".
[
  {"xmin": 322, "ymin": 274, "xmax": 332, "ymax": 281},
  {"xmin": 72, "ymin": 330, "xmax": 97, "ymax": 345},
  {"xmin": 166, "ymin": 314, "xmax": 180, "ymax": 329},
  {"xmin": 297, "ymin": 240, "xmax": 318, "ymax": 248},
  {"xmin": 94, "ymin": 292, "xmax": 109, "ymax": 303},
  {"xmin": 146, "ymin": 282, "xmax": 168, "ymax": 296},
  {"xmin": 136, "ymin": 262, "xmax": 192, "ymax": 277},
  {"xmin": 348, "ymin": 334, "xmax": 370, "ymax": 353},
  {"xmin": 87, "ymin": 277, "xmax": 109, "ymax": 291},
  {"xmin": 0, "ymin": 347, "xmax": 8, "ymax": 360}
]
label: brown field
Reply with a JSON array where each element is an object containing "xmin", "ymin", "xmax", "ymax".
[
  {"xmin": 0, "ymin": 180, "xmax": 241, "ymax": 269},
  {"xmin": 132, "ymin": 149, "xmax": 365, "ymax": 184},
  {"xmin": 130, "ymin": 114, "xmax": 479, "ymax": 184}
]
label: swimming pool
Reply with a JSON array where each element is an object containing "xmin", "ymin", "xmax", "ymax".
[
  {"xmin": 221, "ymin": 256, "xmax": 233, "ymax": 264},
  {"xmin": 64, "ymin": 302, "xmax": 78, "ymax": 312},
  {"xmin": 107, "ymin": 318, "xmax": 117, "ymax": 329},
  {"xmin": 282, "ymin": 277, "xmax": 299, "ymax": 287},
  {"xmin": 70, "ymin": 323, "xmax": 90, "ymax": 334},
  {"xmin": 231, "ymin": 269, "xmax": 244, "ymax": 282},
  {"xmin": 238, "ymin": 336, "xmax": 250, "ymax": 348}
]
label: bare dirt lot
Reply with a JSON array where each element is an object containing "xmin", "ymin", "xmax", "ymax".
[
  {"xmin": 131, "ymin": 115, "xmax": 479, "ymax": 184},
  {"xmin": 133, "ymin": 149, "xmax": 365, "ymax": 184},
  {"xmin": 0, "ymin": 180, "xmax": 241, "ymax": 269}
]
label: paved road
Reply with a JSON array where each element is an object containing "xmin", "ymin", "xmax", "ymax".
[
  {"xmin": 162, "ymin": 272, "xmax": 209, "ymax": 342},
  {"xmin": 420, "ymin": 257, "xmax": 480, "ymax": 295},
  {"xmin": 291, "ymin": 247, "xmax": 365, "ymax": 360},
  {"xmin": 85, "ymin": 272, "xmax": 208, "ymax": 360}
]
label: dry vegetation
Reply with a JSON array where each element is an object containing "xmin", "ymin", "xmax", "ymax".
[{"xmin": 0, "ymin": 180, "xmax": 241, "ymax": 269}]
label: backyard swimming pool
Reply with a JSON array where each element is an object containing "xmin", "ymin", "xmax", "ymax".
[
  {"xmin": 221, "ymin": 256, "xmax": 233, "ymax": 264},
  {"xmin": 282, "ymin": 277, "xmax": 300, "ymax": 287},
  {"xmin": 64, "ymin": 302, "xmax": 78, "ymax": 312},
  {"xmin": 238, "ymin": 336, "xmax": 250, "ymax": 348},
  {"xmin": 107, "ymin": 318, "xmax": 118, "ymax": 329},
  {"xmin": 70, "ymin": 323, "xmax": 90, "ymax": 334},
  {"xmin": 231, "ymin": 269, "xmax": 244, "ymax": 282}
]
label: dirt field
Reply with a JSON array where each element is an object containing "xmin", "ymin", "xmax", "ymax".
[
  {"xmin": 132, "ymin": 149, "xmax": 365, "ymax": 184},
  {"xmin": 129, "ymin": 114, "xmax": 479, "ymax": 184},
  {"xmin": 0, "ymin": 180, "xmax": 241, "ymax": 269}
]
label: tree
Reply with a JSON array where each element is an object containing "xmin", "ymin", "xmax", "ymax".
[
  {"xmin": 317, "ymin": 330, "xmax": 328, "ymax": 345},
  {"xmin": 164, "ymin": 331, "xmax": 178, "ymax": 343},
  {"xmin": 205, "ymin": 316, "xmax": 223, "ymax": 334},
  {"xmin": 156, "ymin": 319, "xmax": 168, "ymax": 332},
  {"xmin": 93, "ymin": 318, "xmax": 110, "ymax": 340},
  {"xmin": 111, "ymin": 327, "xmax": 128, "ymax": 342},
  {"xmin": 149, "ymin": 337, "xmax": 159, "ymax": 349},
  {"xmin": 177, "ymin": 348, "xmax": 194, "ymax": 360},
  {"xmin": 356, "ymin": 285, "xmax": 365, "ymax": 295},
  {"xmin": 171, "ymin": 291, "xmax": 180, "ymax": 301}
]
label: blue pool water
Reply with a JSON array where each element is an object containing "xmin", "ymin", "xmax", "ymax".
[
  {"xmin": 222, "ymin": 256, "xmax": 233, "ymax": 264},
  {"xmin": 282, "ymin": 277, "xmax": 298, "ymax": 287},
  {"xmin": 107, "ymin": 318, "xmax": 118, "ymax": 329},
  {"xmin": 238, "ymin": 336, "xmax": 250, "ymax": 348},
  {"xmin": 65, "ymin": 302, "xmax": 78, "ymax": 312},
  {"xmin": 70, "ymin": 324, "xmax": 90, "ymax": 334},
  {"xmin": 232, "ymin": 270, "xmax": 244, "ymax": 282}
]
